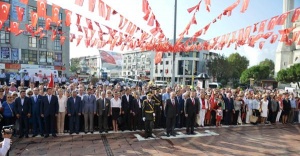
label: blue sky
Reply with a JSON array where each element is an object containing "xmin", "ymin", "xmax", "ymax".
[{"xmin": 48, "ymin": 0, "xmax": 300, "ymax": 66}]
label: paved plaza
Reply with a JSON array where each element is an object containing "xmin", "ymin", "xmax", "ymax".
[{"xmin": 9, "ymin": 124, "xmax": 300, "ymax": 156}]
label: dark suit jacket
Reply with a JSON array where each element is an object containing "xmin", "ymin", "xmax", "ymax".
[
  {"xmin": 41, "ymin": 95, "xmax": 59, "ymax": 117},
  {"xmin": 132, "ymin": 98, "xmax": 142, "ymax": 115},
  {"xmin": 121, "ymin": 94, "xmax": 134, "ymax": 112},
  {"xmin": 224, "ymin": 97, "xmax": 234, "ymax": 111},
  {"xmin": 31, "ymin": 95, "xmax": 43, "ymax": 114},
  {"xmin": 185, "ymin": 98, "xmax": 199, "ymax": 115},
  {"xmin": 67, "ymin": 96, "xmax": 82, "ymax": 115},
  {"xmin": 14, "ymin": 97, "xmax": 32, "ymax": 115},
  {"xmin": 96, "ymin": 98, "xmax": 111, "ymax": 116},
  {"xmin": 165, "ymin": 98, "xmax": 178, "ymax": 118}
]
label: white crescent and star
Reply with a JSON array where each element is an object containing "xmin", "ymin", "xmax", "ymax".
[
  {"xmin": 2, "ymin": 5, "xmax": 8, "ymax": 14},
  {"xmin": 40, "ymin": 1, "xmax": 45, "ymax": 11}
]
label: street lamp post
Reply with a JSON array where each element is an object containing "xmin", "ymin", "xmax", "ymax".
[{"xmin": 171, "ymin": 0, "xmax": 177, "ymax": 87}]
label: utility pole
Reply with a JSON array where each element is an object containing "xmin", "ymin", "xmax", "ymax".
[{"xmin": 171, "ymin": 0, "xmax": 177, "ymax": 87}]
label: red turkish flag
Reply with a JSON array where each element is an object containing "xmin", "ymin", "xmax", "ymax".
[
  {"xmin": 16, "ymin": 6, "xmax": 25, "ymax": 21},
  {"xmin": 240, "ymin": 0, "xmax": 249, "ymax": 13},
  {"xmin": 83, "ymin": 27, "xmax": 88, "ymax": 38},
  {"xmin": 258, "ymin": 20, "xmax": 267, "ymax": 33},
  {"xmin": 253, "ymin": 22, "xmax": 258, "ymax": 32},
  {"xmin": 39, "ymin": 32, "xmax": 45, "ymax": 39},
  {"xmin": 86, "ymin": 18, "xmax": 93, "ymax": 30},
  {"xmin": 25, "ymin": 24, "xmax": 34, "ymax": 33},
  {"xmin": 244, "ymin": 26, "xmax": 252, "ymax": 41},
  {"xmin": 60, "ymin": 36, "xmax": 66, "ymax": 45},
  {"xmin": 238, "ymin": 28, "xmax": 244, "ymax": 42},
  {"xmin": 75, "ymin": 0, "xmax": 84, "ymax": 6},
  {"xmin": 292, "ymin": 7, "xmax": 300, "ymax": 23},
  {"xmin": 147, "ymin": 13, "xmax": 155, "ymax": 26},
  {"xmin": 90, "ymin": 30, "xmax": 96, "ymax": 39},
  {"xmin": 98, "ymin": 0, "xmax": 106, "ymax": 18},
  {"xmin": 129, "ymin": 25, "xmax": 137, "ymax": 36},
  {"xmin": 89, "ymin": 0, "xmax": 96, "ymax": 12},
  {"xmin": 77, "ymin": 25, "xmax": 83, "ymax": 32},
  {"xmin": 37, "ymin": 0, "xmax": 47, "ymax": 18},
  {"xmin": 203, "ymin": 23, "xmax": 211, "ymax": 34},
  {"xmin": 15, "ymin": 30, "xmax": 24, "ymax": 36},
  {"xmin": 45, "ymin": 16, "xmax": 52, "ymax": 30},
  {"xmin": 231, "ymin": 31, "xmax": 237, "ymax": 43},
  {"xmin": 76, "ymin": 35, "xmax": 83, "ymax": 46},
  {"xmin": 70, "ymin": 33, "xmax": 75, "ymax": 42},
  {"xmin": 142, "ymin": 0, "xmax": 149, "ymax": 13},
  {"xmin": 205, "ymin": 0, "xmax": 210, "ymax": 12},
  {"xmin": 126, "ymin": 22, "xmax": 133, "ymax": 33},
  {"xmin": 118, "ymin": 15, "xmax": 124, "ymax": 28},
  {"xmin": 280, "ymin": 34, "xmax": 289, "ymax": 42},
  {"xmin": 52, "ymin": 4, "xmax": 60, "ymax": 24},
  {"xmin": 270, "ymin": 34, "xmax": 278, "ymax": 44},
  {"xmin": 267, "ymin": 16, "xmax": 278, "ymax": 31},
  {"xmin": 263, "ymin": 32, "xmax": 273, "ymax": 39},
  {"xmin": 224, "ymin": 0, "xmax": 240, "ymax": 14},
  {"xmin": 20, "ymin": 0, "xmax": 28, "ymax": 5},
  {"xmin": 187, "ymin": 1, "xmax": 201, "ymax": 13},
  {"xmin": 76, "ymin": 14, "xmax": 82, "ymax": 25},
  {"xmin": 259, "ymin": 41, "xmax": 265, "ymax": 49},
  {"xmin": 279, "ymin": 27, "xmax": 295, "ymax": 34},
  {"xmin": 105, "ymin": 5, "xmax": 111, "ymax": 20},
  {"xmin": 47, "ymin": 73, "xmax": 54, "ymax": 89},
  {"xmin": 120, "ymin": 18, "xmax": 128, "ymax": 30},
  {"xmin": 191, "ymin": 14, "xmax": 197, "ymax": 25},
  {"xmin": 10, "ymin": 22, "xmax": 20, "ymax": 34},
  {"xmin": 31, "ymin": 12, "xmax": 38, "ymax": 27},
  {"xmin": 194, "ymin": 29, "xmax": 203, "ymax": 37},
  {"xmin": 0, "ymin": 2, "xmax": 10, "ymax": 21},
  {"xmin": 51, "ymin": 29, "xmax": 56, "ymax": 41},
  {"xmin": 0, "ymin": 20, "xmax": 4, "ymax": 30},
  {"xmin": 65, "ymin": 10, "xmax": 72, "ymax": 26},
  {"xmin": 155, "ymin": 52, "xmax": 163, "ymax": 64},
  {"xmin": 276, "ymin": 12, "xmax": 289, "ymax": 25},
  {"xmin": 293, "ymin": 31, "xmax": 300, "ymax": 42}
]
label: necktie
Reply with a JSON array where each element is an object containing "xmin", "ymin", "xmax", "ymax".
[
  {"xmin": 34, "ymin": 95, "xmax": 37, "ymax": 103},
  {"xmin": 192, "ymin": 98, "xmax": 195, "ymax": 105},
  {"xmin": 74, "ymin": 97, "xmax": 76, "ymax": 103},
  {"xmin": 48, "ymin": 95, "xmax": 51, "ymax": 103},
  {"xmin": 172, "ymin": 100, "xmax": 175, "ymax": 106},
  {"xmin": 103, "ymin": 99, "xmax": 105, "ymax": 110}
]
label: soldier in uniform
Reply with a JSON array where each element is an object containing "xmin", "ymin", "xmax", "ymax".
[
  {"xmin": 152, "ymin": 88, "xmax": 162, "ymax": 128},
  {"xmin": 142, "ymin": 92, "xmax": 155, "ymax": 138}
]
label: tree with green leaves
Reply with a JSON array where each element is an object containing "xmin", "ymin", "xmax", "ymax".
[
  {"xmin": 259, "ymin": 59, "xmax": 275, "ymax": 76},
  {"xmin": 207, "ymin": 55, "xmax": 232, "ymax": 84},
  {"xmin": 227, "ymin": 53, "xmax": 249, "ymax": 80},
  {"xmin": 70, "ymin": 58, "xmax": 80, "ymax": 73},
  {"xmin": 276, "ymin": 63, "xmax": 300, "ymax": 88},
  {"xmin": 240, "ymin": 65, "xmax": 271, "ymax": 84}
]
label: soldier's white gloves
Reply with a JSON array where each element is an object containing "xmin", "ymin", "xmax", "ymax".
[
  {"xmin": 143, "ymin": 117, "xmax": 145, "ymax": 121},
  {"xmin": 160, "ymin": 106, "xmax": 162, "ymax": 110},
  {"xmin": 153, "ymin": 113, "xmax": 155, "ymax": 117}
]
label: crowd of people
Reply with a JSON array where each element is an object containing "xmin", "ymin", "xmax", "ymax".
[{"xmin": 0, "ymin": 75, "xmax": 299, "ymax": 139}]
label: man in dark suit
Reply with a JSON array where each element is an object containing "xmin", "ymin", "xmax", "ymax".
[
  {"xmin": 41, "ymin": 88, "xmax": 59, "ymax": 138},
  {"xmin": 184, "ymin": 90, "xmax": 199, "ymax": 135},
  {"xmin": 96, "ymin": 91, "xmax": 111, "ymax": 133},
  {"xmin": 223, "ymin": 93, "xmax": 234, "ymax": 125},
  {"xmin": 31, "ymin": 87, "xmax": 44, "ymax": 137},
  {"xmin": 67, "ymin": 90, "xmax": 82, "ymax": 134},
  {"xmin": 121, "ymin": 87, "xmax": 134, "ymax": 131},
  {"xmin": 165, "ymin": 92, "xmax": 178, "ymax": 137},
  {"xmin": 14, "ymin": 90, "xmax": 32, "ymax": 138},
  {"xmin": 132, "ymin": 92, "xmax": 143, "ymax": 131},
  {"xmin": 152, "ymin": 88, "xmax": 162, "ymax": 128}
]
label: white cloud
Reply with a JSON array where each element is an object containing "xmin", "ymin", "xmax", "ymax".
[{"xmin": 242, "ymin": 46, "xmax": 276, "ymax": 67}]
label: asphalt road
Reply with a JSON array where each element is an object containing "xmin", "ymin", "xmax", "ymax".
[{"xmin": 9, "ymin": 124, "xmax": 300, "ymax": 156}]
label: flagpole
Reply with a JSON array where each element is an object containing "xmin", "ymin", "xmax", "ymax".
[{"xmin": 171, "ymin": 0, "xmax": 177, "ymax": 87}]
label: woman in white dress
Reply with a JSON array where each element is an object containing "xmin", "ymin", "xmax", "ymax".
[
  {"xmin": 260, "ymin": 94, "xmax": 269, "ymax": 124},
  {"xmin": 57, "ymin": 89, "xmax": 67, "ymax": 134}
]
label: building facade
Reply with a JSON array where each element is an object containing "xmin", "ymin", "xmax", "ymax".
[
  {"xmin": 0, "ymin": 0, "xmax": 70, "ymax": 75},
  {"xmin": 152, "ymin": 38, "xmax": 217, "ymax": 85},
  {"xmin": 121, "ymin": 51, "xmax": 153, "ymax": 79},
  {"xmin": 275, "ymin": 0, "xmax": 300, "ymax": 75}
]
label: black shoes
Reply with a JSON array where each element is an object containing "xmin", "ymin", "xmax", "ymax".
[{"xmin": 44, "ymin": 135, "xmax": 49, "ymax": 138}]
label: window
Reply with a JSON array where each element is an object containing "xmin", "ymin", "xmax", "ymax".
[
  {"xmin": 178, "ymin": 60, "xmax": 184, "ymax": 75},
  {"xmin": 39, "ymin": 37, "xmax": 47, "ymax": 49},
  {"xmin": 47, "ymin": 52, "xmax": 53, "ymax": 63},
  {"xmin": 21, "ymin": 49, "xmax": 37, "ymax": 62},
  {"xmin": 0, "ymin": 20, "xmax": 9, "ymax": 44},
  {"xmin": 39, "ymin": 51, "xmax": 47, "ymax": 63},
  {"xmin": 160, "ymin": 70, "xmax": 163, "ymax": 73},
  {"xmin": 184, "ymin": 60, "xmax": 193, "ymax": 75},
  {"xmin": 29, "ymin": 36, "xmax": 37, "ymax": 48},
  {"xmin": 54, "ymin": 39, "xmax": 62, "ymax": 51},
  {"xmin": 59, "ymin": 13, "xmax": 63, "ymax": 20},
  {"xmin": 166, "ymin": 61, "xmax": 169, "ymax": 65}
]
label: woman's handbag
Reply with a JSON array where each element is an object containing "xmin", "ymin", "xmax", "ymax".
[{"xmin": 7, "ymin": 103, "xmax": 14, "ymax": 117}]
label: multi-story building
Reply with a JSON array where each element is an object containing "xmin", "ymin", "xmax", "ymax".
[
  {"xmin": 121, "ymin": 51, "xmax": 153, "ymax": 79},
  {"xmin": 152, "ymin": 38, "xmax": 218, "ymax": 85},
  {"xmin": 0, "ymin": 0, "xmax": 70, "ymax": 75}
]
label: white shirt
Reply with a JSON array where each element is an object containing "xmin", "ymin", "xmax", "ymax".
[
  {"xmin": 0, "ymin": 73, "xmax": 5, "ymax": 78},
  {"xmin": 58, "ymin": 95, "xmax": 67, "ymax": 112},
  {"xmin": 15, "ymin": 74, "xmax": 21, "ymax": 80},
  {"xmin": 110, "ymin": 98, "xmax": 121, "ymax": 108},
  {"xmin": 126, "ymin": 95, "xmax": 129, "ymax": 102},
  {"xmin": 73, "ymin": 78, "xmax": 78, "ymax": 83},
  {"xmin": 23, "ymin": 75, "xmax": 30, "ymax": 81},
  {"xmin": 61, "ymin": 77, "xmax": 66, "ymax": 82},
  {"xmin": 33, "ymin": 75, "xmax": 40, "ymax": 82},
  {"xmin": 54, "ymin": 77, "xmax": 58, "ymax": 82},
  {"xmin": 0, "ymin": 138, "xmax": 11, "ymax": 156}
]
